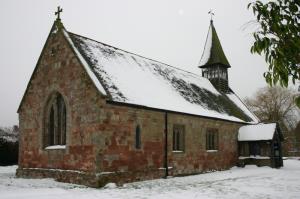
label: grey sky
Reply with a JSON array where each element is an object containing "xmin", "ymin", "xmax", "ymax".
[{"xmin": 0, "ymin": 0, "xmax": 293, "ymax": 126}]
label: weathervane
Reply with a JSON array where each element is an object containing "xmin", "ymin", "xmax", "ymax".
[
  {"xmin": 208, "ymin": 9, "xmax": 215, "ymax": 21},
  {"xmin": 55, "ymin": 6, "xmax": 63, "ymax": 21}
]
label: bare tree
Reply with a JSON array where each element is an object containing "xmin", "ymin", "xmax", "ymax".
[
  {"xmin": 0, "ymin": 126, "xmax": 19, "ymax": 143},
  {"xmin": 245, "ymin": 86, "xmax": 300, "ymax": 131}
]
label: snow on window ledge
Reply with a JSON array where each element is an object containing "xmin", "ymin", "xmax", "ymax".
[
  {"xmin": 239, "ymin": 156, "xmax": 270, "ymax": 160},
  {"xmin": 159, "ymin": 167, "xmax": 173, "ymax": 170},
  {"xmin": 96, "ymin": 172, "xmax": 115, "ymax": 177},
  {"xmin": 206, "ymin": 150, "xmax": 218, "ymax": 153},
  {"xmin": 172, "ymin": 150, "xmax": 184, "ymax": 153},
  {"xmin": 44, "ymin": 145, "xmax": 66, "ymax": 150}
]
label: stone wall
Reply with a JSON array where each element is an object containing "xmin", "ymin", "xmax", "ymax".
[
  {"xmin": 17, "ymin": 25, "xmax": 166, "ymax": 185},
  {"xmin": 238, "ymin": 158, "xmax": 272, "ymax": 167},
  {"xmin": 166, "ymin": 113, "xmax": 240, "ymax": 175},
  {"xmin": 18, "ymin": 25, "xmax": 106, "ymax": 173},
  {"xmin": 16, "ymin": 167, "xmax": 164, "ymax": 187},
  {"xmin": 98, "ymin": 103, "xmax": 242, "ymax": 177},
  {"xmin": 97, "ymin": 103, "xmax": 165, "ymax": 174},
  {"xmin": 18, "ymin": 23, "xmax": 244, "ymax": 187}
]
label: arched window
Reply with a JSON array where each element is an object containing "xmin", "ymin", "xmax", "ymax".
[
  {"xmin": 135, "ymin": 125, "xmax": 141, "ymax": 149},
  {"xmin": 44, "ymin": 92, "xmax": 66, "ymax": 147}
]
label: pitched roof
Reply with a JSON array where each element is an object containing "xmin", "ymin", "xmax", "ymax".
[
  {"xmin": 238, "ymin": 123, "xmax": 277, "ymax": 141},
  {"xmin": 64, "ymin": 30, "xmax": 258, "ymax": 123},
  {"xmin": 199, "ymin": 20, "xmax": 231, "ymax": 68}
]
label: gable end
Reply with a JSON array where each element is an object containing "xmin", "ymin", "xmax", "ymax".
[{"xmin": 17, "ymin": 21, "xmax": 107, "ymax": 113}]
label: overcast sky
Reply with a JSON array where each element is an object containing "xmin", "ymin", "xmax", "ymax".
[{"xmin": 0, "ymin": 0, "xmax": 297, "ymax": 126}]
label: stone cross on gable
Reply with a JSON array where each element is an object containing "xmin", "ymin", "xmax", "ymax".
[
  {"xmin": 208, "ymin": 9, "xmax": 215, "ymax": 21},
  {"xmin": 55, "ymin": 6, "xmax": 63, "ymax": 21}
]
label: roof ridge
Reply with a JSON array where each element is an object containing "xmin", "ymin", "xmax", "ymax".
[{"xmin": 67, "ymin": 31, "xmax": 201, "ymax": 77}]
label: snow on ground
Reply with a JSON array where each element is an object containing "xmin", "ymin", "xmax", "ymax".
[{"xmin": 1, "ymin": 159, "xmax": 300, "ymax": 199}]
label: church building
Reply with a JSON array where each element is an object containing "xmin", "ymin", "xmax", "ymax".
[{"xmin": 16, "ymin": 10, "xmax": 281, "ymax": 187}]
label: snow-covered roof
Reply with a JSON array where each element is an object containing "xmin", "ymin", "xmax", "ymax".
[
  {"xmin": 199, "ymin": 21, "xmax": 213, "ymax": 67},
  {"xmin": 65, "ymin": 30, "xmax": 258, "ymax": 123},
  {"xmin": 238, "ymin": 123, "xmax": 277, "ymax": 141}
]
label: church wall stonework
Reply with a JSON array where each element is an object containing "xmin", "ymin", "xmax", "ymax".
[
  {"xmin": 97, "ymin": 105, "xmax": 241, "ymax": 178},
  {"xmin": 17, "ymin": 29, "xmax": 106, "ymax": 173},
  {"xmin": 17, "ymin": 28, "xmax": 243, "ymax": 187},
  {"xmin": 98, "ymin": 104, "xmax": 165, "ymax": 174},
  {"xmin": 167, "ymin": 113, "xmax": 240, "ymax": 176}
]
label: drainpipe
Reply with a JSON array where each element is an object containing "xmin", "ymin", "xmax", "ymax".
[{"xmin": 164, "ymin": 112, "xmax": 168, "ymax": 178}]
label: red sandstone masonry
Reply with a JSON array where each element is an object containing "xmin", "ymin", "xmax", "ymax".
[
  {"xmin": 17, "ymin": 23, "xmax": 244, "ymax": 187},
  {"xmin": 18, "ymin": 27, "xmax": 104, "ymax": 173}
]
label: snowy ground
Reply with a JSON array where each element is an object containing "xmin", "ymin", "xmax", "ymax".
[{"xmin": 1, "ymin": 159, "xmax": 300, "ymax": 199}]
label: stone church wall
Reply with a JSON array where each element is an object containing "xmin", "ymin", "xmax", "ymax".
[
  {"xmin": 17, "ymin": 28, "xmax": 243, "ymax": 187},
  {"xmin": 17, "ymin": 29, "xmax": 106, "ymax": 173},
  {"xmin": 98, "ymin": 103, "xmax": 241, "ymax": 177},
  {"xmin": 167, "ymin": 113, "xmax": 240, "ymax": 176}
]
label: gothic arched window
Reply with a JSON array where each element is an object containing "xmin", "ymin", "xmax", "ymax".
[
  {"xmin": 135, "ymin": 125, "xmax": 141, "ymax": 149},
  {"xmin": 44, "ymin": 92, "xmax": 66, "ymax": 147}
]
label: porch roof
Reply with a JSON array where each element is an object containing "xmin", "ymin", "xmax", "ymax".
[{"xmin": 238, "ymin": 123, "xmax": 277, "ymax": 141}]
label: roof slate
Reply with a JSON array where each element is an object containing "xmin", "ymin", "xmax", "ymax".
[{"xmin": 67, "ymin": 31, "xmax": 258, "ymax": 123}]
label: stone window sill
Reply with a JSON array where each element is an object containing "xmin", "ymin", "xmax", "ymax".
[
  {"xmin": 206, "ymin": 150, "xmax": 218, "ymax": 153},
  {"xmin": 239, "ymin": 156, "xmax": 270, "ymax": 160},
  {"xmin": 172, "ymin": 150, "xmax": 184, "ymax": 153},
  {"xmin": 44, "ymin": 145, "xmax": 66, "ymax": 150}
]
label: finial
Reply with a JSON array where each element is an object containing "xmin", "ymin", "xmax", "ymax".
[
  {"xmin": 55, "ymin": 6, "xmax": 63, "ymax": 21},
  {"xmin": 208, "ymin": 9, "xmax": 214, "ymax": 23}
]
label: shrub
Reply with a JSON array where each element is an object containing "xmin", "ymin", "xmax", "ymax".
[{"xmin": 0, "ymin": 126, "xmax": 19, "ymax": 166}]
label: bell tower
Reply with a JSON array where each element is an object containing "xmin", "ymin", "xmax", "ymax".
[{"xmin": 198, "ymin": 19, "xmax": 231, "ymax": 93}]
